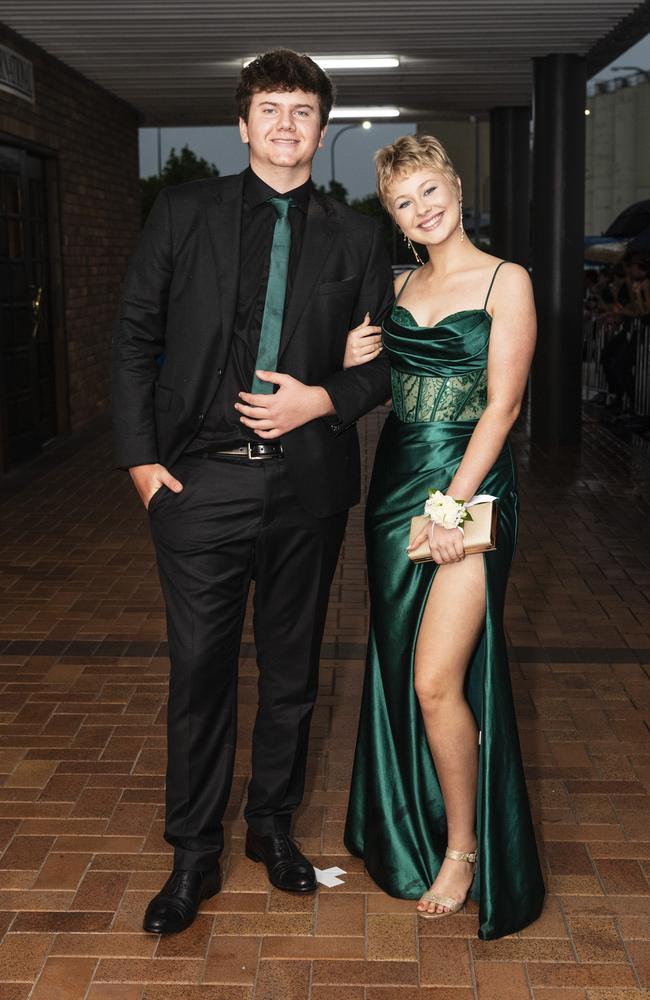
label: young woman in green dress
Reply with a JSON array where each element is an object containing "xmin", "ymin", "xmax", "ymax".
[{"xmin": 343, "ymin": 135, "xmax": 544, "ymax": 939}]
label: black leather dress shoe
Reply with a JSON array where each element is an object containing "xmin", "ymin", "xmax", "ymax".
[
  {"xmin": 143, "ymin": 866, "xmax": 221, "ymax": 934},
  {"xmin": 245, "ymin": 830, "xmax": 318, "ymax": 893}
]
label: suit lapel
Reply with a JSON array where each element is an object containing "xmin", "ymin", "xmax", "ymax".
[
  {"xmin": 278, "ymin": 191, "xmax": 339, "ymax": 359},
  {"xmin": 206, "ymin": 172, "xmax": 244, "ymax": 338}
]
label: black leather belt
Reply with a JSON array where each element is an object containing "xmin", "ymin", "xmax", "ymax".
[{"xmin": 201, "ymin": 442, "xmax": 283, "ymax": 461}]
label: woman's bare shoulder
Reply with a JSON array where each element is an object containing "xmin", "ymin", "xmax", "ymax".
[
  {"xmin": 494, "ymin": 259, "xmax": 529, "ymax": 281},
  {"xmin": 489, "ymin": 262, "xmax": 535, "ymax": 326},
  {"xmin": 490, "ymin": 260, "xmax": 532, "ymax": 297}
]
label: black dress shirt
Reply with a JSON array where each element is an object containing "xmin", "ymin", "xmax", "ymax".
[{"xmin": 190, "ymin": 167, "xmax": 312, "ymax": 451}]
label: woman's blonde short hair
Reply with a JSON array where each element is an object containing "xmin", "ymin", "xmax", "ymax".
[{"xmin": 375, "ymin": 134, "xmax": 460, "ymax": 212}]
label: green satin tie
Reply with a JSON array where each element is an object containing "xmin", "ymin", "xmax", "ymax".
[{"xmin": 251, "ymin": 196, "xmax": 293, "ymax": 393}]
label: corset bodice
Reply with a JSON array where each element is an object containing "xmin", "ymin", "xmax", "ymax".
[{"xmin": 384, "ymin": 303, "xmax": 492, "ymax": 423}]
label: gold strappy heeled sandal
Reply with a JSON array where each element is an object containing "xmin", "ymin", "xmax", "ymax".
[{"xmin": 417, "ymin": 848, "xmax": 477, "ymax": 919}]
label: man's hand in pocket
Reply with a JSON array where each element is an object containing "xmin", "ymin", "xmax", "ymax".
[{"xmin": 129, "ymin": 463, "xmax": 183, "ymax": 510}]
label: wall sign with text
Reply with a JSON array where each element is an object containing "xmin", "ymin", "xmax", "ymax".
[{"xmin": 0, "ymin": 44, "xmax": 34, "ymax": 103}]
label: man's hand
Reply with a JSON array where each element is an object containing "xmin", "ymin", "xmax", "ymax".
[
  {"xmin": 235, "ymin": 372, "xmax": 335, "ymax": 438},
  {"xmin": 129, "ymin": 463, "xmax": 183, "ymax": 510},
  {"xmin": 343, "ymin": 312, "xmax": 383, "ymax": 369}
]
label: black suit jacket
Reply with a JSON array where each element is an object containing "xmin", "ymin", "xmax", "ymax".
[{"xmin": 112, "ymin": 171, "xmax": 393, "ymax": 517}]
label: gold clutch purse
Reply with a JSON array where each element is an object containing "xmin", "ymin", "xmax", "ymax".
[{"xmin": 407, "ymin": 499, "xmax": 499, "ymax": 563}]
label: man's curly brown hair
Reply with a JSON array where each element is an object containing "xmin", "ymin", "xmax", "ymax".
[{"xmin": 236, "ymin": 49, "xmax": 335, "ymax": 129}]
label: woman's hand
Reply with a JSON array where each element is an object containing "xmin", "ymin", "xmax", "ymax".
[
  {"xmin": 408, "ymin": 521, "xmax": 465, "ymax": 564},
  {"xmin": 343, "ymin": 312, "xmax": 383, "ymax": 369}
]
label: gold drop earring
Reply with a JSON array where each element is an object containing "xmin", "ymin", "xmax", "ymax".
[
  {"xmin": 402, "ymin": 230, "xmax": 423, "ymax": 265},
  {"xmin": 458, "ymin": 195, "xmax": 465, "ymax": 242}
]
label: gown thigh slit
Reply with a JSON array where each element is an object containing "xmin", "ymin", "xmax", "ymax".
[
  {"xmin": 344, "ymin": 266, "xmax": 545, "ymax": 940},
  {"xmin": 414, "ymin": 552, "xmax": 487, "ymax": 688}
]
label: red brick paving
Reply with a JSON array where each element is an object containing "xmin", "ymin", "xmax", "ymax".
[{"xmin": 0, "ymin": 410, "xmax": 649, "ymax": 998}]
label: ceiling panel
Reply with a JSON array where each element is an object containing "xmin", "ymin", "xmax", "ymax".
[{"xmin": 0, "ymin": 0, "xmax": 647, "ymax": 123}]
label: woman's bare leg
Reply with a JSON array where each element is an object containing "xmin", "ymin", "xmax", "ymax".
[{"xmin": 414, "ymin": 554, "xmax": 486, "ymax": 915}]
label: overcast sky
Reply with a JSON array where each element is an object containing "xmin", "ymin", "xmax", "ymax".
[
  {"xmin": 139, "ymin": 34, "xmax": 649, "ymax": 200},
  {"xmin": 139, "ymin": 121, "xmax": 414, "ymax": 200}
]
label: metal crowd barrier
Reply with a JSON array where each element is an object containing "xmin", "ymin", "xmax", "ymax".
[
  {"xmin": 637, "ymin": 321, "xmax": 650, "ymax": 417},
  {"xmin": 582, "ymin": 315, "xmax": 650, "ymax": 416}
]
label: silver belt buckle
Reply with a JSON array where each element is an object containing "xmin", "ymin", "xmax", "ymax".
[{"xmin": 247, "ymin": 442, "xmax": 282, "ymax": 460}]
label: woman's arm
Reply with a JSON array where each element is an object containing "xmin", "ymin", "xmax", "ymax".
[
  {"xmin": 342, "ymin": 270, "xmax": 411, "ymax": 369},
  {"xmin": 447, "ymin": 263, "xmax": 536, "ymax": 500}
]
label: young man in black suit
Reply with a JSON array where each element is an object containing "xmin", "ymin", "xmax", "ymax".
[{"xmin": 112, "ymin": 49, "xmax": 392, "ymax": 934}]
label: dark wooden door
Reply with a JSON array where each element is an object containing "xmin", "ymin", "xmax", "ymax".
[{"xmin": 0, "ymin": 145, "xmax": 56, "ymax": 471}]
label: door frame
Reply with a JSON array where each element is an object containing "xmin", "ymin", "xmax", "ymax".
[{"xmin": 0, "ymin": 130, "xmax": 68, "ymax": 473}]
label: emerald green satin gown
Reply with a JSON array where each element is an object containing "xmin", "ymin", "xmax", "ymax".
[{"xmin": 344, "ymin": 264, "xmax": 545, "ymax": 940}]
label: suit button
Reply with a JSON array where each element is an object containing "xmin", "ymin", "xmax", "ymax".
[
  {"xmin": 217, "ymin": 368, "xmax": 223, "ymax": 376},
  {"xmin": 198, "ymin": 412, "xmax": 205, "ymax": 422}
]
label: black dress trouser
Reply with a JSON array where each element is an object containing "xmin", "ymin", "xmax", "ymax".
[{"xmin": 148, "ymin": 453, "xmax": 348, "ymax": 870}]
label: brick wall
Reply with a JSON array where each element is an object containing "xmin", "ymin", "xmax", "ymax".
[{"xmin": 0, "ymin": 23, "xmax": 140, "ymax": 432}]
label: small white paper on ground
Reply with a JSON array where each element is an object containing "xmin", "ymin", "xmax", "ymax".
[{"xmin": 314, "ymin": 866, "xmax": 347, "ymax": 888}]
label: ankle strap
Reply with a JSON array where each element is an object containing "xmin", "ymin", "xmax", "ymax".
[{"xmin": 445, "ymin": 848, "xmax": 477, "ymax": 863}]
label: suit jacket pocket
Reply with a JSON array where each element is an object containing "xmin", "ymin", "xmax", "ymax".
[{"xmin": 319, "ymin": 276, "xmax": 356, "ymax": 295}]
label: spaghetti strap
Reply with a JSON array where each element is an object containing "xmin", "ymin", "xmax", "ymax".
[
  {"xmin": 484, "ymin": 260, "xmax": 507, "ymax": 310},
  {"xmin": 394, "ymin": 267, "xmax": 418, "ymax": 306}
]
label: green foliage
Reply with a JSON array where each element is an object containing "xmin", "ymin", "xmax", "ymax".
[
  {"xmin": 315, "ymin": 179, "xmax": 350, "ymax": 204},
  {"xmin": 141, "ymin": 145, "xmax": 220, "ymax": 224}
]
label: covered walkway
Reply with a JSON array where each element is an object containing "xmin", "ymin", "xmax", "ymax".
[{"xmin": 0, "ymin": 410, "xmax": 648, "ymax": 998}]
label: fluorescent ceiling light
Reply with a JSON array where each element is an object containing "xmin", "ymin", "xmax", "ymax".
[
  {"xmin": 330, "ymin": 107, "xmax": 400, "ymax": 119},
  {"xmin": 315, "ymin": 56, "xmax": 399, "ymax": 70},
  {"xmin": 243, "ymin": 56, "xmax": 399, "ymax": 70}
]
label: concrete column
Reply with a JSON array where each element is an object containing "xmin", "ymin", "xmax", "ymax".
[
  {"xmin": 530, "ymin": 53, "xmax": 587, "ymax": 446},
  {"xmin": 489, "ymin": 107, "xmax": 531, "ymax": 266}
]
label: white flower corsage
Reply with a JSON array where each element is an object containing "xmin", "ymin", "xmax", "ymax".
[{"xmin": 423, "ymin": 490, "xmax": 473, "ymax": 533}]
